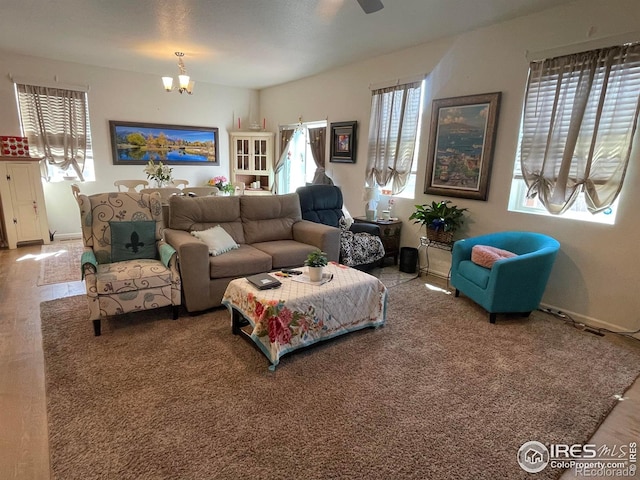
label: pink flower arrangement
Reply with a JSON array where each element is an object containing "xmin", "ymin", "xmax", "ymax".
[{"xmin": 207, "ymin": 175, "xmax": 235, "ymax": 193}]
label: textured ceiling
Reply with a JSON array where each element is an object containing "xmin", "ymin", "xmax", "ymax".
[{"xmin": 0, "ymin": 0, "xmax": 578, "ymax": 89}]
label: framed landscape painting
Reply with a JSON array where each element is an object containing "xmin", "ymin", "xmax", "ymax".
[
  {"xmin": 424, "ymin": 92, "xmax": 501, "ymax": 200},
  {"xmin": 110, "ymin": 121, "xmax": 219, "ymax": 166},
  {"xmin": 330, "ymin": 121, "xmax": 357, "ymax": 163}
]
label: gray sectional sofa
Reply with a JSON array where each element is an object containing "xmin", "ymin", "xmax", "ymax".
[{"xmin": 164, "ymin": 193, "xmax": 340, "ymax": 313}]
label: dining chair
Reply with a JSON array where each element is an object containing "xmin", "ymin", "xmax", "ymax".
[
  {"xmin": 170, "ymin": 179, "xmax": 189, "ymax": 188},
  {"xmin": 182, "ymin": 186, "xmax": 219, "ymax": 196},
  {"xmin": 139, "ymin": 187, "xmax": 182, "ymax": 204},
  {"xmin": 114, "ymin": 179, "xmax": 149, "ymax": 192}
]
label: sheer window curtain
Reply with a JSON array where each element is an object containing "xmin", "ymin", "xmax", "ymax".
[
  {"xmin": 519, "ymin": 44, "xmax": 640, "ymax": 214},
  {"xmin": 308, "ymin": 127, "xmax": 333, "ymax": 185},
  {"xmin": 274, "ymin": 126, "xmax": 307, "ymax": 194},
  {"xmin": 272, "ymin": 128, "xmax": 294, "ymax": 194},
  {"xmin": 365, "ymin": 80, "xmax": 422, "ymax": 194},
  {"xmin": 16, "ymin": 84, "xmax": 90, "ymax": 181}
]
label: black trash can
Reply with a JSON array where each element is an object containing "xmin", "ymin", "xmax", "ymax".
[{"xmin": 399, "ymin": 247, "xmax": 418, "ymax": 274}]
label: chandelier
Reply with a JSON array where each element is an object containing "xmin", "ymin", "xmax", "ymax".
[{"xmin": 162, "ymin": 52, "xmax": 194, "ymax": 95}]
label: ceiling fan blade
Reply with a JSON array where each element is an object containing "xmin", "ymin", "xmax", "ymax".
[{"xmin": 356, "ymin": 0, "xmax": 384, "ymax": 14}]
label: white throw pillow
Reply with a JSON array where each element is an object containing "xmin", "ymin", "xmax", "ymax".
[
  {"xmin": 191, "ymin": 225, "xmax": 239, "ymax": 256},
  {"xmin": 342, "ymin": 205, "xmax": 354, "ymax": 229}
]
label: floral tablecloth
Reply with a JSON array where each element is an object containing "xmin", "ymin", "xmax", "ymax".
[{"xmin": 222, "ymin": 263, "xmax": 387, "ymax": 369}]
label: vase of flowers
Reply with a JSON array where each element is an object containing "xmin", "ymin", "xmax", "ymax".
[
  {"xmin": 207, "ymin": 176, "xmax": 236, "ymax": 195},
  {"xmin": 304, "ymin": 250, "xmax": 328, "ymax": 282},
  {"xmin": 144, "ymin": 160, "xmax": 173, "ymax": 187},
  {"xmin": 409, "ymin": 200, "xmax": 468, "ymax": 244}
]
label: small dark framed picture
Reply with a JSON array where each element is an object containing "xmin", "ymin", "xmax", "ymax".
[{"xmin": 330, "ymin": 121, "xmax": 357, "ymax": 163}]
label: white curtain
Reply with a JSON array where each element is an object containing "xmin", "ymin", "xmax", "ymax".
[
  {"xmin": 274, "ymin": 125, "xmax": 306, "ymax": 194},
  {"xmin": 365, "ymin": 80, "xmax": 422, "ymax": 195},
  {"xmin": 519, "ymin": 44, "xmax": 640, "ymax": 214},
  {"xmin": 16, "ymin": 84, "xmax": 90, "ymax": 181}
]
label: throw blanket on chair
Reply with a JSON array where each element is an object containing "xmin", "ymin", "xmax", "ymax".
[{"xmin": 339, "ymin": 219, "xmax": 385, "ymax": 267}]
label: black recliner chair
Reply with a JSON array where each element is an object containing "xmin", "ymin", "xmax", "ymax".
[{"xmin": 296, "ymin": 185, "xmax": 385, "ymax": 270}]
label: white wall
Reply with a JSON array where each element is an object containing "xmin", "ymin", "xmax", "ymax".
[
  {"xmin": 0, "ymin": 51, "xmax": 257, "ymax": 237},
  {"xmin": 260, "ymin": 0, "xmax": 640, "ymax": 333}
]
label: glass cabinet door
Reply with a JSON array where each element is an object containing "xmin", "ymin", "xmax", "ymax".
[
  {"xmin": 236, "ymin": 139, "xmax": 250, "ymax": 171},
  {"xmin": 253, "ymin": 139, "xmax": 268, "ymax": 172}
]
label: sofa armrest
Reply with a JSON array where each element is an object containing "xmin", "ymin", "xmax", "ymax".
[
  {"xmin": 164, "ymin": 228, "xmax": 210, "ymax": 312},
  {"xmin": 292, "ymin": 220, "xmax": 341, "ymax": 262},
  {"xmin": 350, "ymin": 223, "xmax": 380, "ymax": 236}
]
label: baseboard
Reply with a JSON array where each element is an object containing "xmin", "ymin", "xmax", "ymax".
[
  {"xmin": 539, "ymin": 301, "xmax": 640, "ymax": 340},
  {"xmin": 53, "ymin": 233, "xmax": 82, "ymax": 241}
]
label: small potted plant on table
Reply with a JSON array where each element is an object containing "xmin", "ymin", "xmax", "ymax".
[
  {"xmin": 409, "ymin": 200, "xmax": 468, "ymax": 244},
  {"xmin": 305, "ymin": 250, "xmax": 328, "ymax": 282}
]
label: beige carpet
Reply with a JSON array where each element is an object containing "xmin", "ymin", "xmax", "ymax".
[
  {"xmin": 37, "ymin": 239, "xmax": 84, "ymax": 285},
  {"xmin": 369, "ymin": 264, "xmax": 418, "ymax": 288},
  {"xmin": 41, "ymin": 279, "xmax": 640, "ymax": 480}
]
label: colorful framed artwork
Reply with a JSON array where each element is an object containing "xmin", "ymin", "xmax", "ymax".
[
  {"xmin": 109, "ymin": 121, "xmax": 219, "ymax": 165},
  {"xmin": 330, "ymin": 121, "xmax": 357, "ymax": 163},
  {"xmin": 424, "ymin": 92, "xmax": 501, "ymax": 200}
]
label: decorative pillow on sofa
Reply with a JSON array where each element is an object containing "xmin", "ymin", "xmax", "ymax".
[
  {"xmin": 191, "ymin": 225, "xmax": 239, "ymax": 256},
  {"xmin": 471, "ymin": 245, "xmax": 517, "ymax": 269},
  {"xmin": 110, "ymin": 220, "xmax": 157, "ymax": 262}
]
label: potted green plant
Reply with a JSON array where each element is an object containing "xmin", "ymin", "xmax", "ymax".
[
  {"xmin": 304, "ymin": 250, "xmax": 328, "ymax": 282},
  {"xmin": 409, "ymin": 200, "xmax": 468, "ymax": 243}
]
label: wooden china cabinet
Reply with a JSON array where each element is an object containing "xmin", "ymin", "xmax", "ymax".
[{"xmin": 229, "ymin": 131, "xmax": 274, "ymax": 195}]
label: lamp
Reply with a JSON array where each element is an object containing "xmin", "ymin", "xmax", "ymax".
[
  {"xmin": 162, "ymin": 52, "xmax": 195, "ymax": 95},
  {"xmin": 363, "ymin": 186, "xmax": 380, "ymax": 221}
]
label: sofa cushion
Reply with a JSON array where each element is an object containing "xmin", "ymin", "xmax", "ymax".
[
  {"xmin": 191, "ymin": 225, "xmax": 239, "ymax": 256},
  {"xmin": 471, "ymin": 245, "xmax": 517, "ymax": 268},
  {"xmin": 457, "ymin": 260, "xmax": 491, "ymax": 289},
  {"xmin": 96, "ymin": 258, "xmax": 171, "ymax": 292},
  {"xmin": 252, "ymin": 240, "xmax": 318, "ymax": 269},
  {"xmin": 169, "ymin": 195, "xmax": 245, "ymax": 244},
  {"xmin": 110, "ymin": 220, "xmax": 158, "ymax": 262},
  {"xmin": 209, "ymin": 244, "xmax": 272, "ymax": 278},
  {"xmin": 241, "ymin": 194, "xmax": 302, "ymax": 244}
]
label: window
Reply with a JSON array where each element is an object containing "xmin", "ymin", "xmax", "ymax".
[
  {"xmin": 365, "ymin": 78, "xmax": 424, "ymax": 195},
  {"xmin": 378, "ymin": 86, "xmax": 426, "ymax": 201},
  {"xmin": 15, "ymin": 83, "xmax": 95, "ymax": 182},
  {"xmin": 275, "ymin": 120, "xmax": 327, "ymax": 194},
  {"xmin": 509, "ymin": 43, "xmax": 640, "ymax": 223}
]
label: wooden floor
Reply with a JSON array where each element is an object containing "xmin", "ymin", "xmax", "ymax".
[{"xmin": 0, "ymin": 242, "xmax": 637, "ymax": 479}]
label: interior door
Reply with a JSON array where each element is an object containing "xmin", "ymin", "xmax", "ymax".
[{"xmin": 7, "ymin": 163, "xmax": 41, "ymax": 242}]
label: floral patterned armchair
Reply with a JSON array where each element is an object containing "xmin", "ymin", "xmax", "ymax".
[{"xmin": 74, "ymin": 190, "xmax": 181, "ymax": 335}]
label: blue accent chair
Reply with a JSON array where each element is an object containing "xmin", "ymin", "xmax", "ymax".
[{"xmin": 450, "ymin": 231, "xmax": 560, "ymax": 324}]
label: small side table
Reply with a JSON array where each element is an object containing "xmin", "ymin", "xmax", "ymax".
[
  {"xmin": 353, "ymin": 217, "xmax": 402, "ymax": 264},
  {"xmin": 418, "ymin": 236, "xmax": 454, "ymax": 282}
]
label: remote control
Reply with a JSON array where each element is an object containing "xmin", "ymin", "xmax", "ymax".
[{"xmin": 281, "ymin": 269, "xmax": 302, "ymax": 275}]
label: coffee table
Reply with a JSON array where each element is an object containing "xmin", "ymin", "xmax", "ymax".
[{"xmin": 222, "ymin": 262, "xmax": 387, "ymax": 370}]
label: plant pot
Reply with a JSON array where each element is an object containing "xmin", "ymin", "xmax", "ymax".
[
  {"xmin": 426, "ymin": 228, "xmax": 454, "ymax": 244},
  {"xmin": 308, "ymin": 266, "xmax": 323, "ymax": 282}
]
